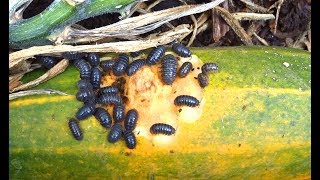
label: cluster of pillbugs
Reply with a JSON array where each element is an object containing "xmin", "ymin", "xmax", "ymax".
[{"xmin": 61, "ymin": 42, "xmax": 218, "ymax": 149}]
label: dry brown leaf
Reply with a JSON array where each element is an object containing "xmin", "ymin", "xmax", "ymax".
[{"xmin": 212, "ymin": 1, "xmax": 230, "ymax": 42}]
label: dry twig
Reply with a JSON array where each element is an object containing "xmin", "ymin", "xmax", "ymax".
[
  {"xmin": 10, "ymin": 24, "xmax": 192, "ymax": 69},
  {"xmin": 187, "ymin": 14, "xmax": 198, "ymax": 47},
  {"xmin": 239, "ymin": 0, "xmax": 268, "ymax": 13},
  {"xmin": 177, "ymin": 0, "xmax": 198, "ymax": 46},
  {"xmin": 253, "ymin": 32, "xmax": 269, "ymax": 46},
  {"xmin": 196, "ymin": 12, "xmax": 211, "ymax": 35},
  {"xmin": 178, "ymin": 11, "xmax": 211, "ymax": 43},
  {"xmin": 9, "ymin": 89, "xmax": 71, "ymax": 101},
  {"xmin": 268, "ymin": 0, "xmax": 285, "ymax": 34},
  {"xmin": 232, "ymin": 13, "xmax": 275, "ymax": 21},
  {"xmin": 214, "ymin": 6, "xmax": 253, "ymax": 45},
  {"xmin": 146, "ymin": 0, "xmax": 165, "ymax": 11},
  {"xmin": 197, "ymin": 20, "xmax": 212, "ymax": 35},
  {"xmin": 54, "ymin": 0, "xmax": 226, "ymax": 44},
  {"xmin": 246, "ymin": 21, "xmax": 263, "ymax": 37},
  {"xmin": 124, "ymin": 2, "xmax": 144, "ymax": 19}
]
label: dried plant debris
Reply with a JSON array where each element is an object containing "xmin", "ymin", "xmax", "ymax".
[
  {"xmin": 277, "ymin": 0, "xmax": 311, "ymax": 33},
  {"xmin": 9, "ymin": 24, "xmax": 192, "ymax": 69},
  {"xmin": 10, "ymin": 59, "xmax": 69, "ymax": 93},
  {"xmin": 9, "ymin": 0, "xmax": 311, "ymax": 50},
  {"xmin": 211, "ymin": 1, "xmax": 230, "ymax": 43},
  {"xmin": 9, "ymin": 0, "xmax": 311, "ymax": 94},
  {"xmin": 9, "ymin": 89, "xmax": 71, "ymax": 100},
  {"xmin": 56, "ymin": 0, "xmax": 226, "ymax": 44},
  {"xmin": 214, "ymin": 6, "xmax": 253, "ymax": 45}
]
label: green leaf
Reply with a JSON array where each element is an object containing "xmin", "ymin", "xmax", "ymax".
[{"xmin": 10, "ymin": 46, "xmax": 310, "ymax": 179}]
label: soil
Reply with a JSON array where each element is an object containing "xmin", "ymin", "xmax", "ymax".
[{"xmin": 22, "ymin": 0, "xmax": 311, "ymax": 50}]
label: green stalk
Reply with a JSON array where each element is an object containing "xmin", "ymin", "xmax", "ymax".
[{"xmin": 9, "ymin": 0, "xmax": 136, "ymax": 49}]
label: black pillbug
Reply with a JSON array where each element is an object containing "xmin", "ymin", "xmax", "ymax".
[
  {"xmin": 90, "ymin": 67, "xmax": 102, "ymax": 89},
  {"xmin": 77, "ymin": 79, "xmax": 93, "ymax": 90},
  {"xmin": 62, "ymin": 52, "xmax": 85, "ymax": 60},
  {"xmin": 161, "ymin": 54, "xmax": 178, "ymax": 85},
  {"xmin": 68, "ymin": 118, "xmax": 83, "ymax": 140},
  {"xmin": 97, "ymin": 94, "xmax": 122, "ymax": 105},
  {"xmin": 99, "ymin": 86, "xmax": 119, "ymax": 95},
  {"xmin": 38, "ymin": 56, "xmax": 57, "ymax": 69},
  {"xmin": 94, "ymin": 107, "xmax": 112, "ymax": 129},
  {"xmin": 113, "ymin": 104, "xmax": 125, "ymax": 123},
  {"xmin": 172, "ymin": 43, "xmax": 192, "ymax": 57},
  {"xmin": 174, "ymin": 95, "xmax": 200, "ymax": 107},
  {"xmin": 150, "ymin": 123, "xmax": 176, "ymax": 135},
  {"xmin": 130, "ymin": 50, "xmax": 142, "ymax": 58},
  {"xmin": 86, "ymin": 53, "xmax": 100, "ymax": 67},
  {"xmin": 108, "ymin": 123, "xmax": 123, "ymax": 143},
  {"xmin": 123, "ymin": 130, "xmax": 137, "ymax": 149},
  {"xmin": 146, "ymin": 46, "xmax": 165, "ymax": 65},
  {"xmin": 126, "ymin": 59, "xmax": 146, "ymax": 76},
  {"xmin": 100, "ymin": 60, "xmax": 115, "ymax": 73},
  {"xmin": 73, "ymin": 59, "xmax": 91, "ymax": 80},
  {"xmin": 76, "ymin": 103, "xmax": 96, "ymax": 120},
  {"xmin": 178, "ymin": 62, "xmax": 193, "ymax": 78},
  {"xmin": 197, "ymin": 72, "xmax": 209, "ymax": 88},
  {"xmin": 113, "ymin": 54, "xmax": 129, "ymax": 76},
  {"xmin": 76, "ymin": 89, "xmax": 95, "ymax": 103},
  {"xmin": 84, "ymin": 99, "xmax": 97, "ymax": 105},
  {"xmin": 201, "ymin": 63, "xmax": 219, "ymax": 74},
  {"xmin": 124, "ymin": 109, "xmax": 138, "ymax": 131}
]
